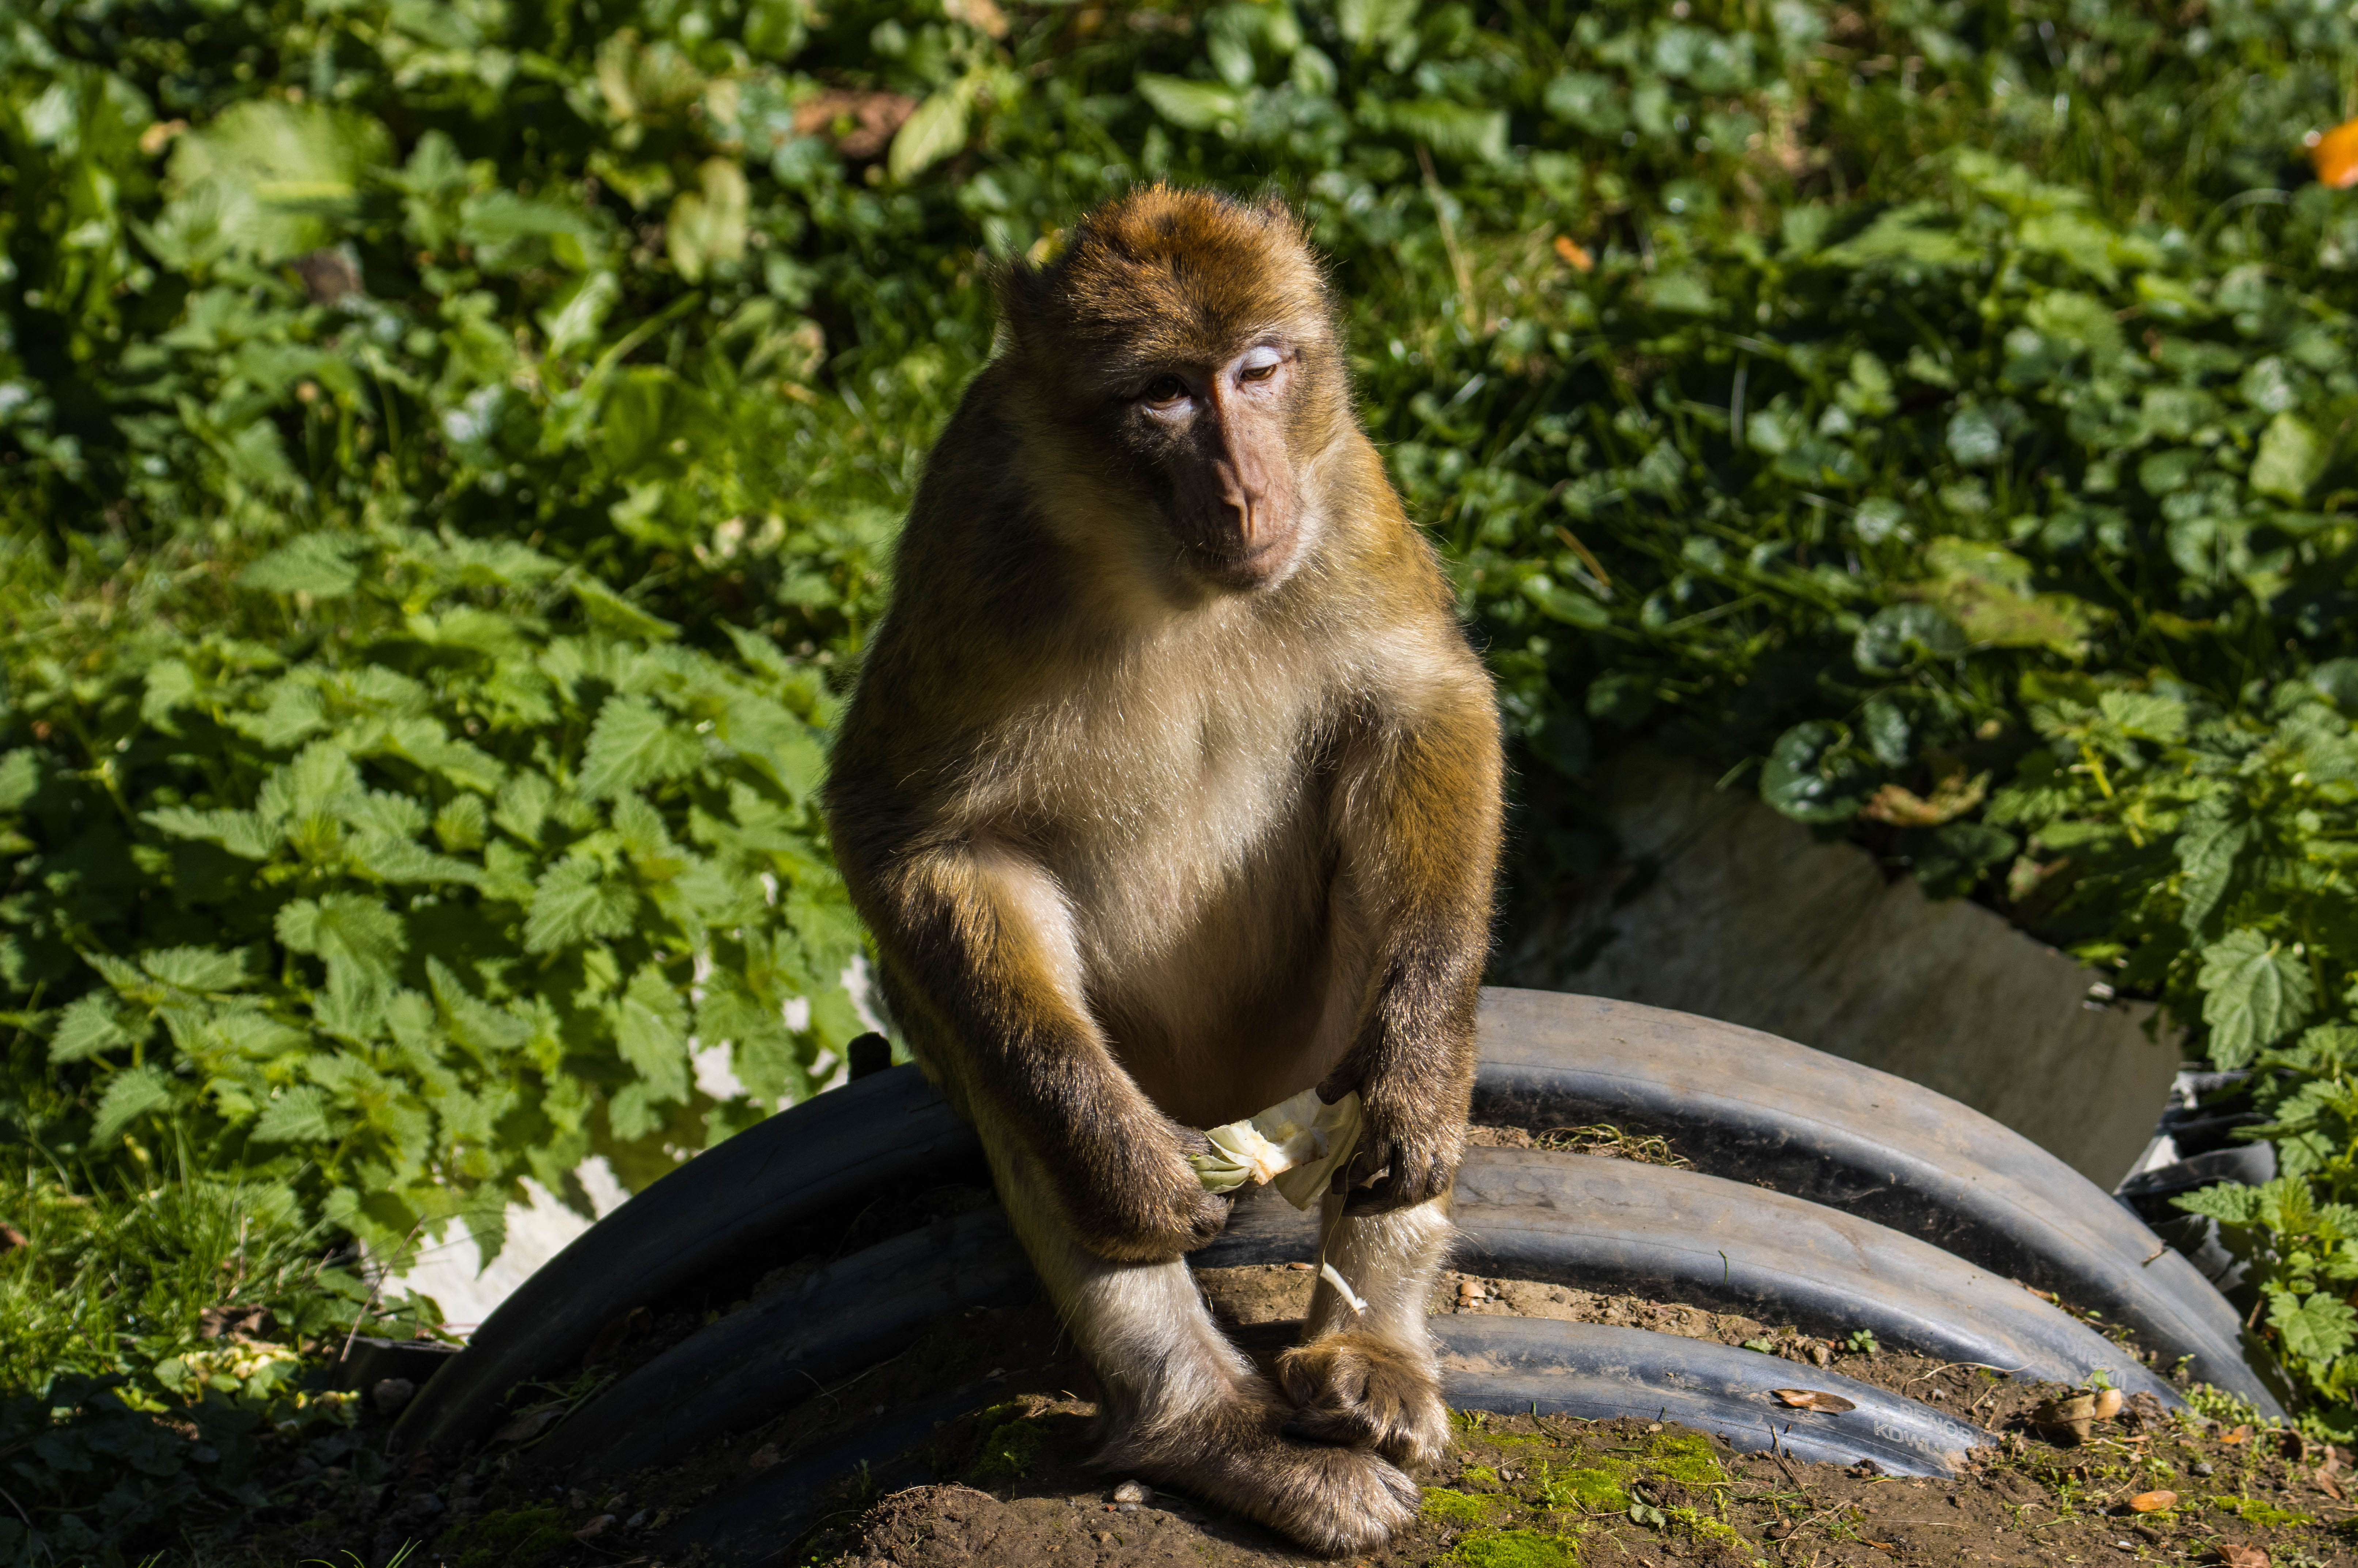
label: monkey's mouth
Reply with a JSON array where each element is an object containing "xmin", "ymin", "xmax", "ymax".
[{"xmin": 1184, "ymin": 533, "xmax": 1297, "ymax": 590}]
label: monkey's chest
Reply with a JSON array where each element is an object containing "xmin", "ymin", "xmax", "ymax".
[{"xmin": 1028, "ymin": 729, "xmax": 1344, "ymax": 1124}]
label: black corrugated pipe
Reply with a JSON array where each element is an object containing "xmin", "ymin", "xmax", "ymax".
[
  {"xmin": 398, "ymin": 991, "xmax": 2279, "ymax": 1456},
  {"xmin": 1471, "ymin": 990, "xmax": 2283, "ymax": 1414}
]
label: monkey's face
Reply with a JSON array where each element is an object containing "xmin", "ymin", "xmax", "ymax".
[
  {"xmin": 999, "ymin": 186, "xmax": 1351, "ymax": 600},
  {"xmin": 1123, "ymin": 339, "xmax": 1308, "ymax": 592}
]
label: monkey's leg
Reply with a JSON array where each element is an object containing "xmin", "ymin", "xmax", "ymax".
[
  {"xmin": 982, "ymin": 1124, "xmax": 1420, "ymax": 1556},
  {"xmin": 1275, "ymin": 1194, "xmax": 1455, "ymax": 1468}
]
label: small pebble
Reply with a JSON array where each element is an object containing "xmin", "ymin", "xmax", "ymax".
[
  {"xmin": 2193, "ymin": 1460, "xmax": 2215, "ymax": 1477},
  {"xmin": 1112, "ymin": 1481, "xmax": 1152, "ymax": 1504},
  {"xmin": 626, "ymin": 1510, "xmax": 650, "ymax": 1530},
  {"xmin": 1117, "ymin": 1502, "xmax": 1141, "ymax": 1513},
  {"xmin": 371, "ymin": 1377, "xmax": 416, "ymax": 1415}
]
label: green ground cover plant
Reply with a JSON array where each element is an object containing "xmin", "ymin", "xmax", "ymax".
[{"xmin": 5, "ymin": 0, "xmax": 2358, "ymax": 1555}]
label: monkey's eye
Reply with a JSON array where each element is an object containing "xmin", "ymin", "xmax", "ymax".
[
  {"xmin": 1142, "ymin": 375, "xmax": 1190, "ymax": 407},
  {"xmin": 1237, "ymin": 346, "xmax": 1284, "ymax": 383}
]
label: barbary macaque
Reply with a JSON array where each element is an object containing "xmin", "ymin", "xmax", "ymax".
[{"xmin": 824, "ymin": 185, "xmax": 1504, "ymax": 1554}]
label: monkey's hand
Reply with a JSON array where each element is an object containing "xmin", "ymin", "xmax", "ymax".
[
  {"xmin": 1063, "ymin": 1120, "xmax": 1234, "ymax": 1262},
  {"xmin": 1323, "ymin": 1083, "xmax": 1462, "ymax": 1215}
]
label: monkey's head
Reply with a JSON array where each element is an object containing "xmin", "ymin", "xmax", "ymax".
[{"xmin": 1000, "ymin": 186, "xmax": 1350, "ymax": 596}]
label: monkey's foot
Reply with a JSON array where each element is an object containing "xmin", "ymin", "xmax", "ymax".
[
  {"xmin": 1096, "ymin": 1393, "xmax": 1417, "ymax": 1556},
  {"xmin": 1275, "ymin": 1331, "xmax": 1451, "ymax": 1469}
]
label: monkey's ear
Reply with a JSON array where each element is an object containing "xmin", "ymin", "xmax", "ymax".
[{"xmin": 995, "ymin": 257, "xmax": 1053, "ymax": 351}]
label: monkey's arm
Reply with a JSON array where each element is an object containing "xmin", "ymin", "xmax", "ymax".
[
  {"xmin": 1320, "ymin": 693, "xmax": 1505, "ymax": 1214},
  {"xmin": 856, "ymin": 838, "xmax": 1234, "ymax": 1263}
]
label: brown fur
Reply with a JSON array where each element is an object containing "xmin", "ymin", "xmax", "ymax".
[{"xmin": 824, "ymin": 185, "xmax": 1504, "ymax": 1554}]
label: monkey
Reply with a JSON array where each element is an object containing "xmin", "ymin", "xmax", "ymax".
[{"xmin": 822, "ymin": 185, "xmax": 1504, "ymax": 1556}]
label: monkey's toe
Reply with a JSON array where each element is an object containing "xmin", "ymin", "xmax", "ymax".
[
  {"xmin": 1276, "ymin": 1333, "xmax": 1451, "ymax": 1470},
  {"xmin": 1095, "ymin": 1389, "xmax": 1418, "ymax": 1556}
]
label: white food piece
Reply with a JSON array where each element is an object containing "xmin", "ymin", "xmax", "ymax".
[
  {"xmin": 1319, "ymin": 1261, "xmax": 1370, "ymax": 1315},
  {"xmin": 1188, "ymin": 1087, "xmax": 1362, "ymax": 1210}
]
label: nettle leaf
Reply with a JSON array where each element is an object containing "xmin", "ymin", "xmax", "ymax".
[
  {"xmin": 613, "ymin": 965, "xmax": 690, "ymax": 1101},
  {"xmin": 250, "ymin": 1085, "xmax": 335, "ymax": 1144},
  {"xmin": 49, "ymin": 995, "xmax": 139, "ymax": 1064},
  {"xmin": 523, "ymin": 860, "xmax": 640, "ymax": 953},
  {"xmin": 238, "ymin": 534, "xmax": 366, "ymax": 598},
  {"xmin": 2269, "ymin": 1290, "xmax": 2358, "ymax": 1366},
  {"xmin": 578, "ymin": 694, "xmax": 703, "ymax": 798},
  {"xmin": 2174, "ymin": 1181, "xmax": 2263, "ymax": 1225},
  {"xmin": 2198, "ymin": 929, "xmax": 2315, "ymax": 1068},
  {"xmin": 140, "ymin": 946, "xmax": 252, "ymax": 994},
  {"xmin": 276, "ymin": 894, "xmax": 407, "ymax": 975},
  {"xmin": 90, "ymin": 1064, "xmax": 177, "ymax": 1144},
  {"xmin": 2175, "ymin": 796, "xmax": 2253, "ymax": 937}
]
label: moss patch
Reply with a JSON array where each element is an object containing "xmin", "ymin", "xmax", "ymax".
[
  {"xmin": 445, "ymin": 1506, "xmax": 575, "ymax": 1568},
  {"xmin": 1644, "ymin": 1432, "xmax": 1728, "ymax": 1487},
  {"xmin": 966, "ymin": 1402, "xmax": 1050, "ymax": 1484},
  {"xmin": 2216, "ymin": 1495, "xmax": 2314, "ymax": 1527},
  {"xmin": 1540, "ymin": 1465, "xmax": 1629, "ymax": 1512},
  {"xmin": 1426, "ymin": 1487, "xmax": 1513, "ymax": 1525},
  {"xmin": 1450, "ymin": 1527, "xmax": 1583, "ymax": 1567}
]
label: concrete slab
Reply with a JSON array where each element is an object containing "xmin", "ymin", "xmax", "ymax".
[{"xmin": 1498, "ymin": 747, "xmax": 2182, "ymax": 1186}]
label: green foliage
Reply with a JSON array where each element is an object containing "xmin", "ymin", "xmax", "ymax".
[
  {"xmin": 0, "ymin": 1148, "xmax": 417, "ymax": 1564},
  {"xmin": 4, "ymin": 528, "xmax": 859, "ymax": 1261}
]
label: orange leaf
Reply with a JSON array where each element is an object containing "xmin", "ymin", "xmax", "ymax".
[
  {"xmin": 1554, "ymin": 235, "xmax": 1595, "ymax": 273},
  {"xmin": 2312, "ymin": 118, "xmax": 2358, "ymax": 189},
  {"xmin": 2128, "ymin": 1489, "xmax": 2178, "ymax": 1512},
  {"xmin": 1771, "ymin": 1388, "xmax": 1858, "ymax": 1413}
]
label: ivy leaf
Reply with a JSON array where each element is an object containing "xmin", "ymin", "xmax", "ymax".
[
  {"xmin": 2197, "ymin": 929, "xmax": 2315, "ymax": 1068},
  {"xmin": 523, "ymin": 860, "xmax": 639, "ymax": 953},
  {"xmin": 2249, "ymin": 412, "xmax": 2326, "ymax": 502},
  {"xmin": 1760, "ymin": 721, "xmax": 1873, "ymax": 823},
  {"xmin": 577, "ymin": 694, "xmax": 702, "ymax": 799}
]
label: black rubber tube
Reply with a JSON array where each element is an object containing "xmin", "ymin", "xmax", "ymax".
[
  {"xmin": 392, "ymin": 1064, "xmax": 981, "ymax": 1455},
  {"xmin": 1435, "ymin": 1318, "xmax": 1990, "ymax": 1476},
  {"xmin": 527, "ymin": 1206, "xmax": 1034, "ymax": 1478},
  {"xmin": 1199, "ymin": 1149, "xmax": 2182, "ymax": 1404},
  {"xmin": 1471, "ymin": 988, "xmax": 2282, "ymax": 1415},
  {"xmin": 651, "ymin": 1318, "xmax": 1990, "ymax": 1567},
  {"xmin": 541, "ymin": 1140, "xmax": 2152, "ymax": 1483},
  {"xmin": 401, "ymin": 988, "xmax": 2279, "ymax": 1453}
]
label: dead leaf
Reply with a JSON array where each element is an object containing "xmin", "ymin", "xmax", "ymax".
[
  {"xmin": 492, "ymin": 1404, "xmax": 565, "ymax": 1444},
  {"xmin": 791, "ymin": 90, "xmax": 918, "ymax": 160},
  {"xmin": 2313, "ymin": 117, "xmax": 2358, "ymax": 189},
  {"xmin": 293, "ymin": 248, "xmax": 363, "ymax": 305},
  {"xmin": 574, "ymin": 1514, "xmax": 616, "ymax": 1542},
  {"xmin": 138, "ymin": 119, "xmax": 187, "ymax": 156},
  {"xmin": 942, "ymin": 0, "xmax": 1010, "ymax": 37},
  {"xmin": 747, "ymin": 1443, "xmax": 781, "ymax": 1471},
  {"xmin": 2221, "ymin": 1424, "xmax": 2253, "ymax": 1446},
  {"xmin": 2212, "ymin": 1545, "xmax": 2270, "ymax": 1568},
  {"xmin": 1771, "ymin": 1388, "xmax": 1858, "ymax": 1413},
  {"xmin": 1553, "ymin": 235, "xmax": 1595, "ymax": 273},
  {"xmin": 2318, "ymin": 1470, "xmax": 2344, "ymax": 1502},
  {"xmin": 200, "ymin": 1305, "xmax": 273, "ymax": 1344},
  {"xmin": 0, "ymin": 1220, "xmax": 25, "ymax": 1250},
  {"xmin": 1860, "ymin": 768, "xmax": 1990, "ymax": 827},
  {"xmin": 2128, "ymin": 1490, "xmax": 2179, "ymax": 1512},
  {"xmin": 2091, "ymin": 1387, "xmax": 2124, "ymax": 1420}
]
